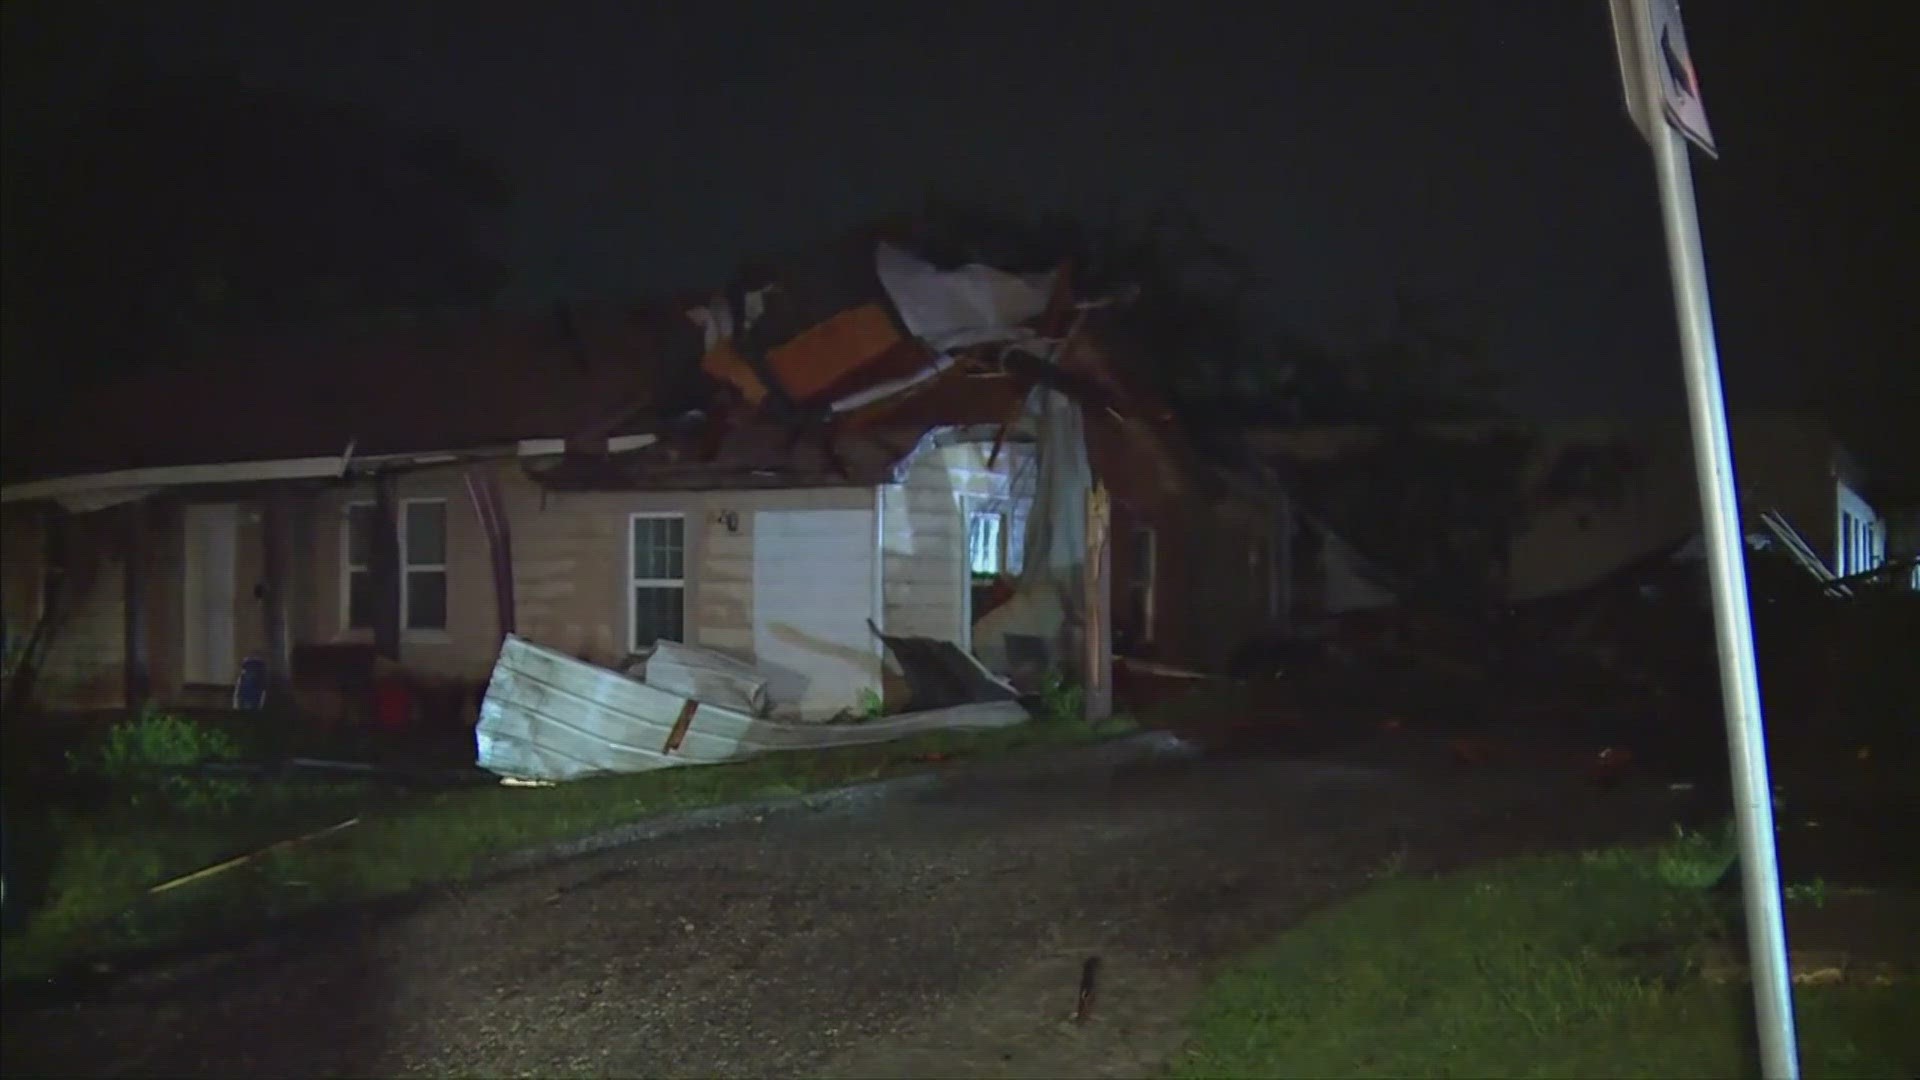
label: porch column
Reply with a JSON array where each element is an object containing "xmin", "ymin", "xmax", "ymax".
[
  {"xmin": 371, "ymin": 477, "xmax": 402, "ymax": 661},
  {"xmin": 283, "ymin": 493, "xmax": 317, "ymax": 659},
  {"xmin": 1083, "ymin": 481, "xmax": 1112, "ymax": 722},
  {"xmin": 123, "ymin": 500, "xmax": 150, "ymax": 711},
  {"xmin": 260, "ymin": 493, "xmax": 293, "ymax": 679}
]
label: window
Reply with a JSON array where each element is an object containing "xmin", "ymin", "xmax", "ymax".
[
  {"xmin": 967, "ymin": 507, "xmax": 1006, "ymax": 576},
  {"xmin": 1128, "ymin": 526, "xmax": 1157, "ymax": 643},
  {"xmin": 342, "ymin": 499, "xmax": 448, "ymax": 634},
  {"xmin": 629, "ymin": 513, "xmax": 686, "ymax": 651},
  {"xmin": 1836, "ymin": 483, "xmax": 1887, "ymax": 580},
  {"xmin": 344, "ymin": 504, "xmax": 377, "ymax": 631},
  {"xmin": 403, "ymin": 500, "xmax": 448, "ymax": 631}
]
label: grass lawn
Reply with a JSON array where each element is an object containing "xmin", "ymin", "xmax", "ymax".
[
  {"xmin": 1173, "ymin": 835, "xmax": 1919, "ymax": 1078},
  {"xmin": 3, "ymin": 711, "xmax": 1136, "ymax": 986}
]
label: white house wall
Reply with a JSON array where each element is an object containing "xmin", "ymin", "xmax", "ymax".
[
  {"xmin": 884, "ymin": 440, "xmax": 1038, "ymax": 680},
  {"xmin": 312, "ymin": 468, "xmax": 882, "ymax": 716}
]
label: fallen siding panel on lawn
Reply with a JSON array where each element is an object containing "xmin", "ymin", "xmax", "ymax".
[{"xmin": 476, "ymin": 634, "xmax": 1027, "ymax": 782}]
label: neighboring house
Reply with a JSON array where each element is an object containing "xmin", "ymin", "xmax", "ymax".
[
  {"xmin": 1880, "ymin": 509, "xmax": 1920, "ymax": 591},
  {"xmin": 1249, "ymin": 416, "xmax": 1895, "ymax": 608},
  {"xmin": 2, "ymin": 279, "xmax": 1279, "ymax": 717}
]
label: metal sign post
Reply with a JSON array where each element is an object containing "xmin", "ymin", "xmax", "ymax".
[{"xmin": 1610, "ymin": 3, "xmax": 1799, "ymax": 1078}]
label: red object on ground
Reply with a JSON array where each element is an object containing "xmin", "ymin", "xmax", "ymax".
[{"xmin": 373, "ymin": 677, "xmax": 413, "ymax": 733}]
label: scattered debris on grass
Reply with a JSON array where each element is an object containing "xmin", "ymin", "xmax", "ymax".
[
  {"xmin": 3, "ymin": 707, "xmax": 1137, "ymax": 987},
  {"xmin": 148, "ymin": 818, "xmax": 361, "ymax": 896}
]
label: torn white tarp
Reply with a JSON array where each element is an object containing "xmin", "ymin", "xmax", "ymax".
[
  {"xmin": 476, "ymin": 635, "xmax": 1028, "ymax": 783},
  {"xmin": 969, "ymin": 385, "xmax": 1092, "ymax": 677},
  {"xmin": 875, "ymin": 241, "xmax": 1056, "ymax": 353},
  {"xmin": 639, "ymin": 640, "xmax": 771, "ymax": 717},
  {"xmin": 1018, "ymin": 385, "xmax": 1092, "ymax": 598}
]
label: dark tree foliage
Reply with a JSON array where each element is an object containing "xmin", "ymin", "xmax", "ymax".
[
  {"xmin": 895, "ymin": 202, "xmax": 1648, "ymax": 612},
  {"xmin": 1292, "ymin": 426, "xmax": 1541, "ymax": 614},
  {"xmin": 900, "ymin": 199, "xmax": 1509, "ymax": 428},
  {"xmin": 2, "ymin": 69, "xmax": 510, "ymax": 435}
]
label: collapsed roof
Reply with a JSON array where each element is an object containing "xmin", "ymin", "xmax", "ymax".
[{"xmin": 5, "ymin": 221, "xmax": 1270, "ymax": 509}]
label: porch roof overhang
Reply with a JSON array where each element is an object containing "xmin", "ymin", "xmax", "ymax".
[{"xmin": 0, "ymin": 435, "xmax": 658, "ymax": 512}]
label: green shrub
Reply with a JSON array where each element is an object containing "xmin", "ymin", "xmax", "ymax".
[
  {"xmin": 1037, "ymin": 670, "xmax": 1086, "ymax": 724},
  {"xmin": 68, "ymin": 706, "xmax": 249, "ymax": 813},
  {"xmin": 1655, "ymin": 820, "xmax": 1738, "ymax": 889}
]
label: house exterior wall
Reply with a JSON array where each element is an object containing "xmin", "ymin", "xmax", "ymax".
[
  {"xmin": 1132, "ymin": 495, "xmax": 1279, "ymax": 672},
  {"xmin": 1, "ymin": 507, "xmax": 49, "ymax": 690},
  {"xmin": 306, "ymin": 466, "xmax": 872, "ymax": 680},
  {"xmin": 1509, "ymin": 419, "xmax": 1841, "ymax": 599},
  {"xmin": 7, "ymin": 435, "xmax": 1279, "ymax": 713},
  {"xmin": 884, "ymin": 441, "xmax": 1022, "ymax": 643},
  {"xmin": 1255, "ymin": 418, "xmax": 1855, "ymax": 604},
  {"xmin": 305, "ymin": 471, "xmax": 502, "ymax": 680},
  {"xmin": 500, "ymin": 477, "xmax": 876, "ymax": 671},
  {"xmin": 1, "ymin": 504, "xmax": 128, "ymax": 710},
  {"xmin": 878, "ymin": 435, "xmax": 1280, "ymax": 678},
  {"xmin": 6, "ymin": 466, "xmax": 909, "ymax": 717}
]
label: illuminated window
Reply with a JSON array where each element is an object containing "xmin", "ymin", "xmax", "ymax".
[{"xmin": 967, "ymin": 509, "xmax": 1005, "ymax": 576}]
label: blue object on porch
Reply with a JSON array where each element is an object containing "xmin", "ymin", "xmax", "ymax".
[{"xmin": 233, "ymin": 655, "xmax": 269, "ymax": 711}]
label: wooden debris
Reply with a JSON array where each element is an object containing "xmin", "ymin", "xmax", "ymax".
[
  {"xmin": 148, "ymin": 818, "xmax": 361, "ymax": 895},
  {"xmin": 662, "ymin": 698, "xmax": 700, "ymax": 754},
  {"xmin": 1073, "ymin": 955, "xmax": 1102, "ymax": 1022}
]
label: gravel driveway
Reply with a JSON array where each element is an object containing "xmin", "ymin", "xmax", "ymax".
[{"xmin": 2, "ymin": 737, "xmax": 1679, "ymax": 1078}]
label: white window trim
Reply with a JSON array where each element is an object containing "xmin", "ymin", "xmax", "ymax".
[
  {"xmin": 1836, "ymin": 483, "xmax": 1881, "ymax": 578},
  {"xmin": 340, "ymin": 498, "xmax": 451, "ymax": 642},
  {"xmin": 401, "ymin": 498, "xmax": 450, "ymax": 638},
  {"xmin": 627, "ymin": 511, "xmax": 688, "ymax": 654},
  {"xmin": 965, "ymin": 501, "xmax": 1008, "ymax": 577}
]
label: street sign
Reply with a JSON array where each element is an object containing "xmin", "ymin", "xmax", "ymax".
[
  {"xmin": 1611, "ymin": 0, "xmax": 1718, "ymax": 157},
  {"xmin": 1612, "ymin": 2, "xmax": 1795, "ymax": 1075}
]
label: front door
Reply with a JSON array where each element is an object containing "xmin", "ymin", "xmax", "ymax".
[{"xmin": 182, "ymin": 504, "xmax": 239, "ymax": 686}]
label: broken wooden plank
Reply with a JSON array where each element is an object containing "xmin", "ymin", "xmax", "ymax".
[
  {"xmin": 661, "ymin": 697, "xmax": 700, "ymax": 755},
  {"xmin": 148, "ymin": 818, "xmax": 361, "ymax": 895}
]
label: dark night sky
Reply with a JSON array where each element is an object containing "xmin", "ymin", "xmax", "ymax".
[{"xmin": 4, "ymin": 1, "xmax": 1913, "ymax": 432}]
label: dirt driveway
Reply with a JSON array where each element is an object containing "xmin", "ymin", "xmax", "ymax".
[{"xmin": 3, "ymin": 737, "xmax": 1683, "ymax": 1078}]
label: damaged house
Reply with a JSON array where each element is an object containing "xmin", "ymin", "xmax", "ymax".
[
  {"xmin": 1, "ymin": 229, "xmax": 1281, "ymax": 733},
  {"xmin": 1249, "ymin": 416, "xmax": 1905, "ymax": 608}
]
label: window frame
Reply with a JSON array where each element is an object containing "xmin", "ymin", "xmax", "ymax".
[
  {"xmin": 627, "ymin": 511, "xmax": 688, "ymax": 654},
  {"xmin": 340, "ymin": 497, "xmax": 451, "ymax": 640},
  {"xmin": 1836, "ymin": 482, "xmax": 1882, "ymax": 579},
  {"xmin": 400, "ymin": 498, "xmax": 449, "ymax": 634},
  {"xmin": 966, "ymin": 503, "xmax": 1007, "ymax": 577}
]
